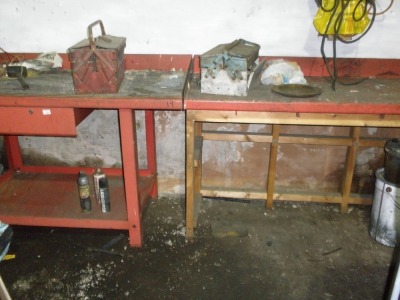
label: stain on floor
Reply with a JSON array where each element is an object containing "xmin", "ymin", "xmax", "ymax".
[{"xmin": 0, "ymin": 197, "xmax": 396, "ymax": 299}]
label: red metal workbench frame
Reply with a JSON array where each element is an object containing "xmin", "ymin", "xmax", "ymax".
[{"xmin": 0, "ymin": 53, "xmax": 192, "ymax": 247}]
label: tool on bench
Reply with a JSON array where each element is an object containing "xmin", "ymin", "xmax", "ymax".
[
  {"xmin": 199, "ymin": 39, "xmax": 260, "ymax": 96},
  {"xmin": 6, "ymin": 65, "xmax": 30, "ymax": 90},
  {"xmin": 69, "ymin": 20, "xmax": 126, "ymax": 94}
]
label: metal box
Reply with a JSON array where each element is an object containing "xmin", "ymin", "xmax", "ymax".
[
  {"xmin": 69, "ymin": 20, "xmax": 126, "ymax": 94},
  {"xmin": 199, "ymin": 39, "xmax": 260, "ymax": 96}
]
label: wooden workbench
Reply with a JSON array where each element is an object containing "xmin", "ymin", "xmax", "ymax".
[
  {"xmin": 184, "ymin": 56, "xmax": 400, "ymax": 238},
  {"xmin": 0, "ymin": 53, "xmax": 191, "ymax": 247}
]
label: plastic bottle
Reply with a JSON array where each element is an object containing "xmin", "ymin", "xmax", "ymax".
[{"xmin": 77, "ymin": 171, "xmax": 91, "ymax": 213}]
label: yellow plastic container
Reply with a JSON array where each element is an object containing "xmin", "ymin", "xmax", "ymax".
[{"xmin": 313, "ymin": 0, "xmax": 370, "ymax": 36}]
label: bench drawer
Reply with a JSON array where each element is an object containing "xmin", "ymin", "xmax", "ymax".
[{"xmin": 0, "ymin": 107, "xmax": 93, "ymax": 136}]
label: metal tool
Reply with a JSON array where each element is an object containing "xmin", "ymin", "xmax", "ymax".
[
  {"xmin": 200, "ymin": 39, "xmax": 260, "ymax": 80},
  {"xmin": 6, "ymin": 66, "xmax": 30, "ymax": 90}
]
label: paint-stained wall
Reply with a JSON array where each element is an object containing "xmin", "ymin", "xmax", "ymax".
[{"xmin": 202, "ymin": 125, "xmax": 400, "ymax": 195}]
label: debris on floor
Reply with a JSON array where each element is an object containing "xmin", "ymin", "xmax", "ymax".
[{"xmin": 0, "ymin": 197, "xmax": 395, "ymax": 299}]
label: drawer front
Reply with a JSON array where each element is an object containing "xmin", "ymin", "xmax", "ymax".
[{"xmin": 0, "ymin": 107, "xmax": 78, "ymax": 136}]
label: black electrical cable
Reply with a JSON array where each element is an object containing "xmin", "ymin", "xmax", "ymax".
[
  {"xmin": 353, "ymin": 0, "xmax": 368, "ymax": 22},
  {"xmin": 320, "ymin": 0, "xmax": 340, "ymax": 89},
  {"xmin": 370, "ymin": 0, "xmax": 394, "ymax": 16},
  {"xmin": 320, "ymin": 0, "xmax": 337, "ymax": 12},
  {"xmin": 319, "ymin": 0, "xmax": 377, "ymax": 90},
  {"xmin": 337, "ymin": 0, "xmax": 376, "ymax": 44}
]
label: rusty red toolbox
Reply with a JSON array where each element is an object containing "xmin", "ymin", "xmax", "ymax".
[{"xmin": 68, "ymin": 20, "xmax": 126, "ymax": 94}]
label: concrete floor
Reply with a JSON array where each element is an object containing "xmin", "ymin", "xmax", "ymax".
[{"xmin": 0, "ymin": 197, "xmax": 397, "ymax": 299}]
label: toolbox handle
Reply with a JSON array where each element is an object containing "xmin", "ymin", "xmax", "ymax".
[{"xmin": 87, "ymin": 20, "xmax": 106, "ymax": 51}]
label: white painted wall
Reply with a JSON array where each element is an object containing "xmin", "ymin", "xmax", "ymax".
[
  {"xmin": 1, "ymin": 0, "xmax": 399, "ymax": 195},
  {"xmin": 0, "ymin": 0, "xmax": 399, "ymax": 58}
]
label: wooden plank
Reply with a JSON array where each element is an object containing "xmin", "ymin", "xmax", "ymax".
[
  {"xmin": 190, "ymin": 110, "xmax": 400, "ymax": 127},
  {"xmin": 203, "ymin": 130, "xmax": 273, "ymax": 143},
  {"xmin": 193, "ymin": 122, "xmax": 203, "ymax": 192},
  {"xmin": 274, "ymin": 190, "xmax": 342, "ymax": 203},
  {"xmin": 193, "ymin": 122, "xmax": 203, "ymax": 228},
  {"xmin": 340, "ymin": 127, "xmax": 361, "ymax": 212},
  {"xmin": 185, "ymin": 111, "xmax": 196, "ymax": 239},
  {"xmin": 201, "ymin": 186, "xmax": 266, "ymax": 200},
  {"xmin": 358, "ymin": 138, "xmax": 387, "ymax": 147},
  {"xmin": 348, "ymin": 193, "xmax": 373, "ymax": 205},
  {"xmin": 201, "ymin": 186, "xmax": 372, "ymax": 205},
  {"xmin": 203, "ymin": 130, "xmax": 354, "ymax": 146},
  {"xmin": 280, "ymin": 135, "xmax": 351, "ymax": 146},
  {"xmin": 267, "ymin": 125, "xmax": 280, "ymax": 209},
  {"xmin": 203, "ymin": 130, "xmax": 390, "ymax": 148},
  {"xmin": 194, "ymin": 136, "xmax": 203, "ymax": 168},
  {"xmin": 275, "ymin": 192, "xmax": 372, "ymax": 205}
]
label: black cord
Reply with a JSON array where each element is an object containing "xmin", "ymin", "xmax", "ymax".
[
  {"xmin": 319, "ymin": 0, "xmax": 377, "ymax": 90},
  {"xmin": 320, "ymin": 0, "xmax": 340, "ymax": 89},
  {"xmin": 337, "ymin": 0, "xmax": 376, "ymax": 44},
  {"xmin": 320, "ymin": 0, "xmax": 337, "ymax": 12}
]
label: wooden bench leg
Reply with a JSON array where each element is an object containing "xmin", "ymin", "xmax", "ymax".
[
  {"xmin": 267, "ymin": 124, "xmax": 280, "ymax": 209},
  {"xmin": 186, "ymin": 112, "xmax": 203, "ymax": 238},
  {"xmin": 340, "ymin": 127, "xmax": 360, "ymax": 213}
]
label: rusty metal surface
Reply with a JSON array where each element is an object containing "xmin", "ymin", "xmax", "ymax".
[
  {"xmin": 0, "ymin": 70, "xmax": 187, "ymax": 98},
  {"xmin": 0, "ymin": 107, "xmax": 79, "ymax": 136},
  {"xmin": 69, "ymin": 20, "xmax": 126, "ymax": 94},
  {"xmin": 200, "ymin": 39, "xmax": 260, "ymax": 72},
  {"xmin": 70, "ymin": 20, "xmax": 125, "ymax": 51},
  {"xmin": 185, "ymin": 73, "xmax": 400, "ymax": 114}
]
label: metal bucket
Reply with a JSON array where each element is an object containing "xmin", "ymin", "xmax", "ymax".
[
  {"xmin": 384, "ymin": 138, "xmax": 400, "ymax": 185},
  {"xmin": 369, "ymin": 168, "xmax": 400, "ymax": 247}
]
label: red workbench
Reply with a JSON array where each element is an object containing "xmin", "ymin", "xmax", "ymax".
[
  {"xmin": 0, "ymin": 53, "xmax": 191, "ymax": 247},
  {"xmin": 184, "ymin": 56, "xmax": 400, "ymax": 238}
]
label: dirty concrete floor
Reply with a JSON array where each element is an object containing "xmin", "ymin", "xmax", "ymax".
[{"xmin": 0, "ymin": 197, "xmax": 396, "ymax": 299}]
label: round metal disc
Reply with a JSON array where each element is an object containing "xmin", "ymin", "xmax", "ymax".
[{"xmin": 271, "ymin": 84, "xmax": 322, "ymax": 98}]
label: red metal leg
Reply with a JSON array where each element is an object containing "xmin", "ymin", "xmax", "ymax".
[
  {"xmin": 119, "ymin": 109, "xmax": 142, "ymax": 247},
  {"xmin": 4, "ymin": 135, "xmax": 23, "ymax": 171},
  {"xmin": 145, "ymin": 110, "xmax": 158, "ymax": 199}
]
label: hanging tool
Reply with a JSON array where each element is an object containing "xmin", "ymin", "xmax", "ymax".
[{"xmin": 6, "ymin": 65, "xmax": 30, "ymax": 90}]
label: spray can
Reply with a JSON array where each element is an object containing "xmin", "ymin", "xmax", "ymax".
[
  {"xmin": 99, "ymin": 176, "xmax": 111, "ymax": 213},
  {"xmin": 93, "ymin": 168, "xmax": 106, "ymax": 205},
  {"xmin": 77, "ymin": 171, "xmax": 91, "ymax": 213}
]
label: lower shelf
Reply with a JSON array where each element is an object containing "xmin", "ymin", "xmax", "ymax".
[
  {"xmin": 200, "ymin": 186, "xmax": 373, "ymax": 205},
  {"xmin": 0, "ymin": 172, "xmax": 155, "ymax": 230}
]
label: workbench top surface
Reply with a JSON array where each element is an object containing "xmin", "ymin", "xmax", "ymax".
[
  {"xmin": 185, "ymin": 74, "xmax": 400, "ymax": 114},
  {"xmin": 0, "ymin": 70, "xmax": 186, "ymax": 109}
]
